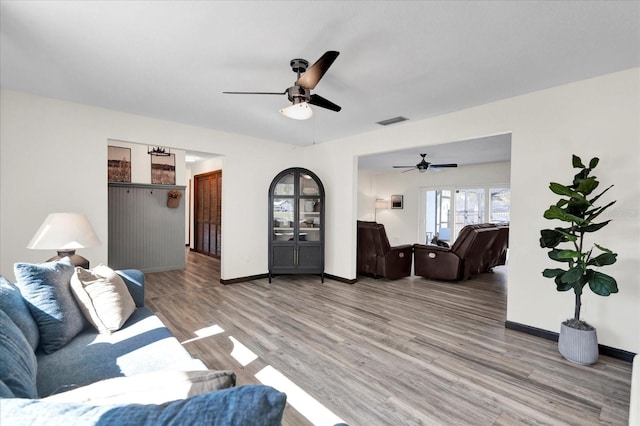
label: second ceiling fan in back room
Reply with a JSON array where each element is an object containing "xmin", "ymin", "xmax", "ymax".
[
  {"xmin": 393, "ymin": 153, "xmax": 458, "ymax": 173},
  {"xmin": 223, "ymin": 51, "xmax": 342, "ymax": 120}
]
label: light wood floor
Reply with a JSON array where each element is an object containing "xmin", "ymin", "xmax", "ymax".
[{"xmin": 145, "ymin": 251, "xmax": 632, "ymax": 426}]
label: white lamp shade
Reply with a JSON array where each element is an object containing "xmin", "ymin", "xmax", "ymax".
[
  {"xmin": 280, "ymin": 102, "xmax": 313, "ymax": 120},
  {"xmin": 375, "ymin": 199, "xmax": 389, "ymax": 209},
  {"xmin": 27, "ymin": 213, "xmax": 101, "ymax": 250}
]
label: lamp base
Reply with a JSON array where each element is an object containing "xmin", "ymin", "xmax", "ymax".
[{"xmin": 47, "ymin": 250, "xmax": 89, "ymax": 269}]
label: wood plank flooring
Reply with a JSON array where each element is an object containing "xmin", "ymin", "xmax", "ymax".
[{"xmin": 145, "ymin": 251, "xmax": 632, "ymax": 426}]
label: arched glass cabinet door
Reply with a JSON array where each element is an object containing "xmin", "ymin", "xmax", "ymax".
[{"xmin": 268, "ymin": 168, "xmax": 324, "ymax": 283}]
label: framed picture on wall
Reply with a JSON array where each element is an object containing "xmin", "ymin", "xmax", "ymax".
[
  {"xmin": 391, "ymin": 194, "xmax": 403, "ymax": 209},
  {"xmin": 107, "ymin": 146, "xmax": 131, "ymax": 183},
  {"xmin": 151, "ymin": 153, "xmax": 176, "ymax": 185}
]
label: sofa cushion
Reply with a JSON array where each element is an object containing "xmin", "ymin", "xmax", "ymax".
[
  {"xmin": 14, "ymin": 258, "xmax": 86, "ymax": 354},
  {"xmin": 36, "ymin": 307, "xmax": 202, "ymax": 397},
  {"xmin": 0, "ymin": 308, "xmax": 38, "ymax": 398},
  {"xmin": 0, "ymin": 379, "xmax": 15, "ymax": 398},
  {"xmin": 45, "ymin": 369, "xmax": 236, "ymax": 405},
  {"xmin": 0, "ymin": 276, "xmax": 39, "ymax": 350},
  {"xmin": 70, "ymin": 265, "xmax": 136, "ymax": 334},
  {"xmin": 2, "ymin": 385, "xmax": 287, "ymax": 426}
]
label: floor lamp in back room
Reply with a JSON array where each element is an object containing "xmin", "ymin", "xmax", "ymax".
[{"xmin": 374, "ymin": 199, "xmax": 389, "ymax": 222}]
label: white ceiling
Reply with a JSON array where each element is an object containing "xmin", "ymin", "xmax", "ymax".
[
  {"xmin": 358, "ymin": 133, "xmax": 512, "ymax": 172},
  {"xmin": 1, "ymin": 1, "xmax": 638, "ymax": 169}
]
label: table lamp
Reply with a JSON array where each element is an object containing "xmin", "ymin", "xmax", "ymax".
[{"xmin": 27, "ymin": 213, "xmax": 101, "ymax": 268}]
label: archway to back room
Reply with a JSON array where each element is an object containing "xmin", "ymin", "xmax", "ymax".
[{"xmin": 356, "ymin": 133, "xmax": 512, "ymax": 269}]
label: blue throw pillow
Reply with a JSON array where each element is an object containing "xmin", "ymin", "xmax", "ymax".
[
  {"xmin": 0, "ymin": 309, "xmax": 38, "ymax": 398},
  {"xmin": 1, "ymin": 384, "xmax": 286, "ymax": 425},
  {"xmin": 0, "ymin": 276, "xmax": 40, "ymax": 350},
  {"xmin": 14, "ymin": 258, "xmax": 85, "ymax": 354}
]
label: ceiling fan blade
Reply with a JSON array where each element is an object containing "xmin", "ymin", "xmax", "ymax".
[
  {"xmin": 401, "ymin": 168, "xmax": 417, "ymax": 173},
  {"xmin": 309, "ymin": 94, "xmax": 341, "ymax": 112},
  {"xmin": 430, "ymin": 164, "xmax": 458, "ymax": 168},
  {"xmin": 296, "ymin": 51, "xmax": 339, "ymax": 90},
  {"xmin": 392, "ymin": 166, "xmax": 416, "ymax": 168},
  {"xmin": 222, "ymin": 91, "xmax": 286, "ymax": 95}
]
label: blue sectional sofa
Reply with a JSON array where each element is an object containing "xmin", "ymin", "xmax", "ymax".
[{"xmin": 0, "ymin": 259, "xmax": 286, "ymax": 425}]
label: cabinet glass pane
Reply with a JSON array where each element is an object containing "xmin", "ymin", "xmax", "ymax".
[
  {"xmin": 300, "ymin": 174, "xmax": 320, "ymax": 196},
  {"xmin": 274, "ymin": 172, "xmax": 295, "ymax": 196},
  {"xmin": 273, "ymin": 198, "xmax": 294, "ymax": 241},
  {"xmin": 299, "ymin": 198, "xmax": 321, "ymax": 241}
]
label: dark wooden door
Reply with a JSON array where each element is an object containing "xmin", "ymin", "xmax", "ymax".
[{"xmin": 194, "ymin": 170, "xmax": 222, "ymax": 258}]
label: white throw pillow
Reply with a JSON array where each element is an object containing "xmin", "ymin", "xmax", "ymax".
[
  {"xmin": 70, "ymin": 265, "xmax": 136, "ymax": 334},
  {"xmin": 44, "ymin": 370, "xmax": 236, "ymax": 405}
]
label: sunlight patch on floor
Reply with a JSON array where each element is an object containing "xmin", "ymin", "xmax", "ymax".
[
  {"xmin": 181, "ymin": 324, "xmax": 345, "ymax": 424},
  {"xmin": 229, "ymin": 336, "xmax": 258, "ymax": 366},
  {"xmin": 181, "ymin": 324, "xmax": 225, "ymax": 344},
  {"xmin": 256, "ymin": 365, "xmax": 345, "ymax": 426}
]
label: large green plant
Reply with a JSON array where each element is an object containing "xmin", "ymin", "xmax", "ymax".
[{"xmin": 539, "ymin": 155, "xmax": 618, "ymax": 325}]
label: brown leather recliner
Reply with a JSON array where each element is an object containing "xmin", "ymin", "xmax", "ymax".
[
  {"xmin": 357, "ymin": 221, "xmax": 413, "ymax": 280},
  {"xmin": 484, "ymin": 225, "xmax": 509, "ymax": 270},
  {"xmin": 465, "ymin": 223, "xmax": 509, "ymax": 272},
  {"xmin": 413, "ymin": 225, "xmax": 498, "ymax": 281}
]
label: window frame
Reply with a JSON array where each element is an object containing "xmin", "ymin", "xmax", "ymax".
[{"xmin": 420, "ymin": 184, "xmax": 510, "ymax": 243}]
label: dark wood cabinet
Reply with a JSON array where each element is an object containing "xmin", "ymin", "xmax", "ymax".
[{"xmin": 268, "ymin": 168, "xmax": 324, "ymax": 282}]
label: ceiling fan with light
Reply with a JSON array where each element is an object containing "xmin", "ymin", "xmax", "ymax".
[
  {"xmin": 393, "ymin": 153, "xmax": 458, "ymax": 173},
  {"xmin": 223, "ymin": 51, "xmax": 341, "ymax": 120}
]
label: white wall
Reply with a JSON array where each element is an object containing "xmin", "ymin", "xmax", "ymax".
[
  {"xmin": 296, "ymin": 147, "xmax": 360, "ymax": 283},
  {"xmin": 308, "ymin": 68, "xmax": 639, "ymax": 353},
  {"xmin": 1, "ymin": 68, "xmax": 638, "ymax": 353},
  {"xmin": 357, "ymin": 170, "xmax": 376, "ymax": 223},
  {"xmin": 189, "ymin": 157, "xmax": 224, "ymax": 177},
  {"xmin": 0, "ymin": 90, "xmax": 294, "ymax": 282},
  {"xmin": 358, "ymin": 161, "xmax": 511, "ymax": 246}
]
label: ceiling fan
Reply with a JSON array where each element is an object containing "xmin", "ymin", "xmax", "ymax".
[
  {"xmin": 393, "ymin": 153, "xmax": 458, "ymax": 173},
  {"xmin": 223, "ymin": 51, "xmax": 341, "ymax": 120}
]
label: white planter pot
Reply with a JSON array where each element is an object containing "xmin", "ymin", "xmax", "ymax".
[{"xmin": 558, "ymin": 322, "xmax": 599, "ymax": 365}]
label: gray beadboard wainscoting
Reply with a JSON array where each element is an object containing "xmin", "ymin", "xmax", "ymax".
[{"xmin": 108, "ymin": 183, "xmax": 186, "ymax": 273}]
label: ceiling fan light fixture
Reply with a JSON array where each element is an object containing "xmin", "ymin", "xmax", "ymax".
[{"xmin": 280, "ymin": 102, "xmax": 313, "ymax": 120}]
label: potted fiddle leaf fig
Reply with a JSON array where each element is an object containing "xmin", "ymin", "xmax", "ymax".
[{"xmin": 539, "ymin": 154, "xmax": 618, "ymax": 365}]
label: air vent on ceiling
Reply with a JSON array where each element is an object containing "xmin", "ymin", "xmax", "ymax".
[{"xmin": 376, "ymin": 116, "xmax": 409, "ymax": 126}]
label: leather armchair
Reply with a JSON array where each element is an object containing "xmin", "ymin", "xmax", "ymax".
[
  {"xmin": 484, "ymin": 225, "xmax": 509, "ymax": 270},
  {"xmin": 413, "ymin": 225, "xmax": 498, "ymax": 281},
  {"xmin": 357, "ymin": 221, "xmax": 413, "ymax": 280},
  {"xmin": 463, "ymin": 223, "xmax": 510, "ymax": 271}
]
